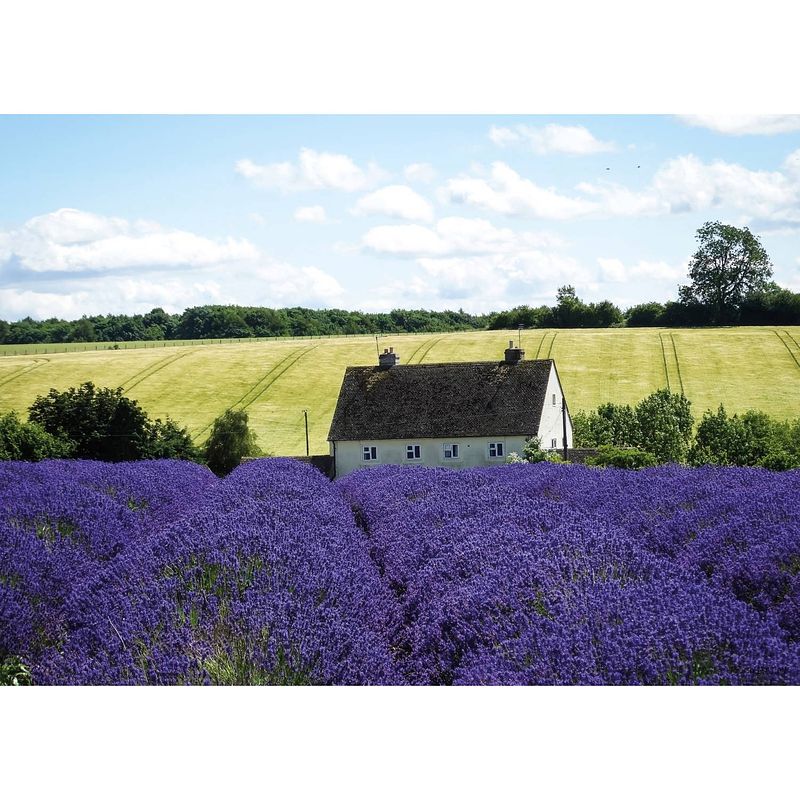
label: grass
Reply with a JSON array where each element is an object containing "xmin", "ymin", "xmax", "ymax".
[{"xmin": 1, "ymin": 327, "xmax": 799, "ymax": 456}]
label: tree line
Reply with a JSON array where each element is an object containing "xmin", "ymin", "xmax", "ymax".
[{"xmin": 2, "ymin": 221, "xmax": 798, "ymax": 344}]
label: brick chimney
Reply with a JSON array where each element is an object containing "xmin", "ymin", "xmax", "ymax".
[
  {"xmin": 379, "ymin": 347, "xmax": 399, "ymax": 368},
  {"xmin": 504, "ymin": 339, "xmax": 524, "ymax": 363}
]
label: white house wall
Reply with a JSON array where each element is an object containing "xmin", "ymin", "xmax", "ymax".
[
  {"xmin": 332, "ymin": 436, "xmax": 532, "ymax": 478},
  {"xmin": 536, "ymin": 363, "xmax": 573, "ymax": 451}
]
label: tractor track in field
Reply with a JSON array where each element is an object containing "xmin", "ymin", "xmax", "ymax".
[
  {"xmin": 191, "ymin": 345, "xmax": 318, "ymax": 441},
  {"xmin": 774, "ymin": 330, "xmax": 800, "ymax": 372},
  {"xmin": 120, "ymin": 351, "xmax": 193, "ymax": 393},
  {"xmin": 658, "ymin": 332, "xmax": 685, "ymax": 394},
  {"xmin": 544, "ymin": 332, "xmax": 558, "ymax": 360},
  {"xmin": 0, "ymin": 358, "xmax": 49, "ymax": 390},
  {"xmin": 411, "ymin": 336, "xmax": 446, "ymax": 364}
]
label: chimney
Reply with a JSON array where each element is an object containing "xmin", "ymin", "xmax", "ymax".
[
  {"xmin": 504, "ymin": 339, "xmax": 525, "ymax": 364},
  {"xmin": 378, "ymin": 347, "xmax": 400, "ymax": 368}
]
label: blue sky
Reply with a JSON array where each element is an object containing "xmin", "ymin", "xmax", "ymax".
[{"xmin": 1, "ymin": 114, "xmax": 799, "ymax": 321}]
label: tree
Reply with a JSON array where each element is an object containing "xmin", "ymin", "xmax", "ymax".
[
  {"xmin": 28, "ymin": 382, "xmax": 198, "ymax": 462},
  {"xmin": 679, "ymin": 221, "xmax": 773, "ymax": 323},
  {"xmin": 633, "ymin": 389, "xmax": 694, "ymax": 463},
  {"xmin": 203, "ymin": 409, "xmax": 262, "ymax": 476},
  {"xmin": 0, "ymin": 411, "xmax": 73, "ymax": 461}
]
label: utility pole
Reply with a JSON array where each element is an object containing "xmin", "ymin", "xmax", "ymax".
[
  {"xmin": 303, "ymin": 409, "xmax": 309, "ymax": 456},
  {"xmin": 518, "ymin": 324, "xmax": 523, "ymax": 349},
  {"xmin": 562, "ymin": 398, "xmax": 568, "ymax": 461},
  {"xmin": 375, "ymin": 335, "xmax": 380, "ymax": 358}
]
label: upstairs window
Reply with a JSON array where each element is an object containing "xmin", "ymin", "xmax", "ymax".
[
  {"xmin": 443, "ymin": 443, "xmax": 460, "ymax": 460},
  {"xmin": 406, "ymin": 444, "xmax": 421, "ymax": 460},
  {"xmin": 362, "ymin": 445, "xmax": 377, "ymax": 462},
  {"xmin": 551, "ymin": 438, "xmax": 558, "ymax": 449},
  {"xmin": 552, "ymin": 393, "xmax": 557, "ymax": 406},
  {"xmin": 488, "ymin": 442, "xmax": 504, "ymax": 458}
]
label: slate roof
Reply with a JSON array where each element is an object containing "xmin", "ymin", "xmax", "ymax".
[{"xmin": 328, "ymin": 359, "xmax": 555, "ymax": 441}]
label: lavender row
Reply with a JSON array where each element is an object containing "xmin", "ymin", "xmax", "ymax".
[
  {"xmin": 339, "ymin": 464, "xmax": 800, "ymax": 684},
  {"xmin": 1, "ymin": 459, "xmax": 402, "ymax": 684}
]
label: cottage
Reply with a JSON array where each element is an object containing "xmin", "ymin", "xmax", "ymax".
[{"xmin": 327, "ymin": 341, "xmax": 573, "ymax": 478}]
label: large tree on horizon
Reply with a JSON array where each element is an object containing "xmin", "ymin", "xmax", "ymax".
[{"xmin": 679, "ymin": 221, "xmax": 773, "ymax": 323}]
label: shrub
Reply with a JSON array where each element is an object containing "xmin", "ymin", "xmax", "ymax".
[
  {"xmin": 0, "ymin": 412, "xmax": 73, "ymax": 461},
  {"xmin": 585, "ymin": 445, "xmax": 658, "ymax": 469},
  {"xmin": 203, "ymin": 409, "xmax": 262, "ymax": 476}
]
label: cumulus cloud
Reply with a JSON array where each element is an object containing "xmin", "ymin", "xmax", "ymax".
[
  {"xmin": 678, "ymin": 115, "xmax": 800, "ymax": 136},
  {"xmin": 489, "ymin": 123, "xmax": 616, "ymax": 155},
  {"xmin": 0, "ymin": 209, "xmax": 344, "ymax": 319},
  {"xmin": 363, "ymin": 251, "xmax": 593, "ymax": 314},
  {"xmin": 235, "ymin": 148, "xmax": 387, "ymax": 192},
  {"xmin": 441, "ymin": 163, "xmax": 597, "ymax": 220},
  {"xmin": 362, "ymin": 216, "xmax": 564, "ymax": 257},
  {"xmin": 352, "ymin": 185, "xmax": 434, "ymax": 223},
  {"xmin": 294, "ymin": 205, "xmax": 328, "ymax": 223},
  {"xmin": 404, "ymin": 162, "xmax": 437, "ymax": 184},
  {"xmin": 440, "ymin": 155, "xmax": 800, "ymax": 223},
  {"xmin": 598, "ymin": 257, "xmax": 685, "ymax": 284}
]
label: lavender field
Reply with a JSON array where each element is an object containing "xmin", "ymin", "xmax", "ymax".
[{"xmin": 2, "ymin": 458, "xmax": 799, "ymax": 685}]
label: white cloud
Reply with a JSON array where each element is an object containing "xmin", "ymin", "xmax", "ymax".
[
  {"xmin": 404, "ymin": 162, "xmax": 437, "ymax": 184},
  {"xmin": 441, "ymin": 162, "xmax": 597, "ymax": 219},
  {"xmin": 362, "ymin": 216, "xmax": 564, "ymax": 257},
  {"xmin": 0, "ymin": 208, "xmax": 257, "ymax": 273},
  {"xmin": 352, "ymin": 185, "xmax": 434, "ymax": 222},
  {"xmin": 440, "ymin": 154, "xmax": 800, "ymax": 223},
  {"xmin": 489, "ymin": 123, "xmax": 616, "ymax": 155},
  {"xmin": 598, "ymin": 257, "xmax": 685, "ymax": 284},
  {"xmin": 679, "ymin": 115, "xmax": 800, "ymax": 136},
  {"xmin": 294, "ymin": 205, "xmax": 328, "ymax": 223},
  {"xmin": 235, "ymin": 148, "xmax": 387, "ymax": 192},
  {"xmin": 364, "ymin": 251, "xmax": 592, "ymax": 314},
  {"xmin": 0, "ymin": 209, "xmax": 345, "ymax": 319}
]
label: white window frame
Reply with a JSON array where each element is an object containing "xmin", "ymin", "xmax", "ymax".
[
  {"xmin": 552, "ymin": 393, "xmax": 557, "ymax": 406},
  {"xmin": 442, "ymin": 443, "xmax": 460, "ymax": 460},
  {"xmin": 362, "ymin": 445, "xmax": 378, "ymax": 462},
  {"xmin": 406, "ymin": 443, "xmax": 421, "ymax": 461},
  {"xmin": 488, "ymin": 442, "xmax": 505, "ymax": 459},
  {"xmin": 551, "ymin": 438, "xmax": 558, "ymax": 449}
]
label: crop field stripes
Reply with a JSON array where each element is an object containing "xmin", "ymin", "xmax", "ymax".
[
  {"xmin": 120, "ymin": 351, "xmax": 193, "ymax": 393},
  {"xmin": 0, "ymin": 358, "xmax": 49, "ymax": 390},
  {"xmin": 774, "ymin": 330, "xmax": 800, "ymax": 372},
  {"xmin": 544, "ymin": 332, "xmax": 558, "ymax": 360},
  {"xmin": 191, "ymin": 345, "xmax": 319, "ymax": 440},
  {"xmin": 659, "ymin": 333, "xmax": 684, "ymax": 394}
]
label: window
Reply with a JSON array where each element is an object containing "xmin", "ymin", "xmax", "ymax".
[
  {"xmin": 362, "ymin": 445, "xmax": 377, "ymax": 461},
  {"xmin": 488, "ymin": 442, "xmax": 504, "ymax": 458},
  {"xmin": 443, "ymin": 443, "xmax": 460, "ymax": 460},
  {"xmin": 552, "ymin": 393, "xmax": 557, "ymax": 406},
  {"xmin": 406, "ymin": 444, "xmax": 421, "ymax": 460},
  {"xmin": 551, "ymin": 438, "xmax": 558, "ymax": 449}
]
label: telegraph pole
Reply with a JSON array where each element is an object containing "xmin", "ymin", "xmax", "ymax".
[
  {"xmin": 562, "ymin": 398, "xmax": 568, "ymax": 461},
  {"xmin": 303, "ymin": 409, "xmax": 309, "ymax": 456}
]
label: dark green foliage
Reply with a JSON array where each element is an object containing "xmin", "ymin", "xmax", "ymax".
[
  {"xmin": 679, "ymin": 221, "xmax": 773, "ymax": 324},
  {"xmin": 28, "ymin": 382, "xmax": 198, "ymax": 462},
  {"xmin": 522, "ymin": 436, "xmax": 548, "ymax": 463},
  {"xmin": 634, "ymin": 389, "xmax": 694, "ymax": 463},
  {"xmin": 144, "ymin": 418, "xmax": 203, "ymax": 462},
  {"xmin": 0, "ymin": 655, "xmax": 33, "ymax": 686},
  {"xmin": 625, "ymin": 302, "xmax": 666, "ymax": 327},
  {"xmin": 573, "ymin": 389, "xmax": 693, "ymax": 464},
  {"xmin": 203, "ymin": 409, "xmax": 262, "ymax": 476},
  {"xmin": 0, "ymin": 412, "xmax": 73, "ymax": 461},
  {"xmin": 690, "ymin": 405, "xmax": 800, "ymax": 469},
  {"xmin": 68, "ymin": 318, "xmax": 96, "ymax": 343},
  {"xmin": 586, "ymin": 446, "xmax": 658, "ymax": 469}
]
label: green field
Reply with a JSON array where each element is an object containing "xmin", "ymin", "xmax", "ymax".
[{"xmin": 1, "ymin": 327, "xmax": 799, "ymax": 455}]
